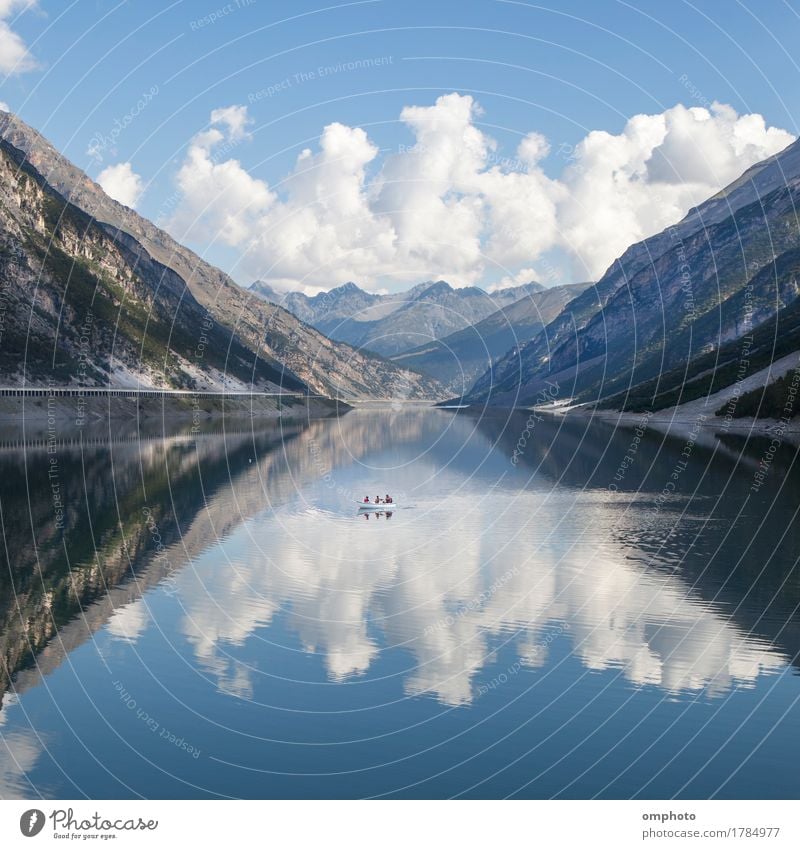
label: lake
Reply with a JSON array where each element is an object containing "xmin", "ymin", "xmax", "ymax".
[{"xmin": 0, "ymin": 406, "xmax": 798, "ymax": 799}]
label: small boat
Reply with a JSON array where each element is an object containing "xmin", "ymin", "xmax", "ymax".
[{"xmin": 356, "ymin": 500, "xmax": 397, "ymax": 511}]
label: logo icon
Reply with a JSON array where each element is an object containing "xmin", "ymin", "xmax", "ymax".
[{"xmin": 19, "ymin": 810, "xmax": 45, "ymax": 837}]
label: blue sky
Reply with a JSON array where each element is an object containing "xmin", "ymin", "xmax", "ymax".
[{"xmin": 2, "ymin": 0, "xmax": 800, "ymax": 291}]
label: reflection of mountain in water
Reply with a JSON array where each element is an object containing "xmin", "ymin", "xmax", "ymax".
[
  {"xmin": 474, "ymin": 410, "xmax": 800, "ymax": 673},
  {"xmin": 0, "ymin": 409, "xmax": 439, "ymax": 708},
  {"xmin": 0, "ymin": 409, "xmax": 796, "ymax": 721},
  {"xmin": 0, "ymin": 420, "xmax": 310, "ymax": 708}
]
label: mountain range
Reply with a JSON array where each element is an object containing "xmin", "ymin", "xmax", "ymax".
[
  {"xmin": 391, "ymin": 282, "xmax": 590, "ymax": 393},
  {"xmin": 249, "ymin": 279, "xmax": 546, "ymax": 357},
  {"xmin": 459, "ymin": 136, "xmax": 800, "ymax": 417},
  {"xmin": 0, "ymin": 112, "xmax": 443, "ymax": 400}
]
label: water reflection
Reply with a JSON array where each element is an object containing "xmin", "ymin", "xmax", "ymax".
[
  {"xmin": 0, "ymin": 407, "xmax": 798, "ymax": 796},
  {"xmin": 0, "ymin": 420, "xmax": 306, "ymax": 704},
  {"xmin": 173, "ymin": 478, "xmax": 787, "ymax": 705}
]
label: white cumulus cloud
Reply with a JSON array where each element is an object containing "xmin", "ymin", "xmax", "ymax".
[
  {"xmin": 558, "ymin": 102, "xmax": 795, "ymax": 278},
  {"xmin": 168, "ymin": 107, "xmax": 274, "ymax": 246},
  {"xmin": 97, "ymin": 161, "xmax": 144, "ymax": 208},
  {"xmin": 167, "ymin": 95, "xmax": 794, "ymax": 291},
  {"xmin": 209, "ymin": 104, "xmax": 251, "ymax": 141},
  {"xmin": 0, "ymin": 0, "xmax": 38, "ymax": 75}
]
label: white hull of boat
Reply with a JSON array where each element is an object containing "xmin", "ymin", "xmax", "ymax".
[{"xmin": 356, "ymin": 501, "xmax": 397, "ymax": 511}]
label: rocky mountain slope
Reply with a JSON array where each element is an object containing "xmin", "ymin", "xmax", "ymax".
[
  {"xmin": 0, "ymin": 112, "xmax": 444, "ymax": 400},
  {"xmin": 250, "ymin": 278, "xmax": 545, "ymax": 357},
  {"xmin": 391, "ymin": 282, "xmax": 589, "ymax": 393},
  {"xmin": 461, "ymin": 136, "xmax": 800, "ymax": 412},
  {"xmin": 599, "ymin": 265, "xmax": 800, "ymax": 415},
  {"xmin": 0, "ymin": 138, "xmax": 301, "ymax": 390}
]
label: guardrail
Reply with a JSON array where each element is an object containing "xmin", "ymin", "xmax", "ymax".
[{"xmin": 0, "ymin": 387, "xmax": 315, "ymax": 399}]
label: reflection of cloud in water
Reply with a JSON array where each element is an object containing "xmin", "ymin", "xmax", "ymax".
[
  {"xmin": 174, "ymin": 495, "xmax": 786, "ymax": 706},
  {"xmin": 106, "ymin": 599, "xmax": 151, "ymax": 644},
  {"xmin": 0, "ymin": 722, "xmax": 42, "ymax": 797}
]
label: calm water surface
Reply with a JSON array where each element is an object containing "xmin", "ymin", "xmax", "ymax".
[{"xmin": 0, "ymin": 407, "xmax": 798, "ymax": 799}]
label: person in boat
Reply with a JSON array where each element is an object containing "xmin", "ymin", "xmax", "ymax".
[
  {"xmin": 363, "ymin": 495, "xmax": 370, "ymax": 503},
  {"xmin": 385, "ymin": 493, "xmax": 392, "ymax": 504},
  {"xmin": 374, "ymin": 495, "xmax": 382, "ymax": 504}
]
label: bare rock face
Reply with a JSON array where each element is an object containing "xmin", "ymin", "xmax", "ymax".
[
  {"xmin": 0, "ymin": 112, "xmax": 445, "ymax": 400},
  {"xmin": 463, "ymin": 137, "xmax": 800, "ymax": 409}
]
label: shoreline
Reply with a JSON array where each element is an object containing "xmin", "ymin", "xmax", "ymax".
[
  {"xmin": 444, "ymin": 401, "xmax": 800, "ymax": 445},
  {"xmin": 447, "ymin": 349, "xmax": 800, "ymax": 436},
  {"xmin": 558, "ymin": 405, "xmax": 800, "ymax": 434},
  {"xmin": 0, "ymin": 392, "xmax": 349, "ymax": 427}
]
